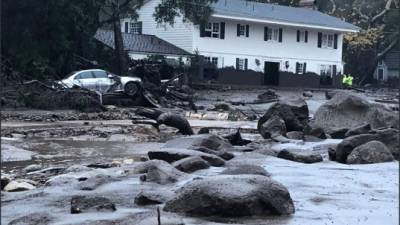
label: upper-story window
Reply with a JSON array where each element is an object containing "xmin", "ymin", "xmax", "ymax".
[
  {"xmin": 237, "ymin": 24, "xmax": 249, "ymax": 37},
  {"xmin": 264, "ymin": 27, "xmax": 282, "ymax": 42},
  {"xmin": 297, "ymin": 30, "xmax": 308, "ymax": 43},
  {"xmin": 322, "ymin": 34, "xmax": 334, "ymax": 48},
  {"xmin": 239, "ymin": 25, "xmax": 245, "ymax": 36},
  {"xmin": 204, "ymin": 22, "xmax": 220, "ymax": 38},
  {"xmin": 124, "ymin": 21, "xmax": 142, "ymax": 34},
  {"xmin": 130, "ymin": 22, "xmax": 142, "ymax": 34}
]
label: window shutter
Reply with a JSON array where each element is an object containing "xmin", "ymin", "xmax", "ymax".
[
  {"xmin": 200, "ymin": 23, "xmax": 205, "ymax": 37},
  {"xmin": 305, "ymin": 31, "xmax": 308, "ymax": 43},
  {"xmin": 124, "ymin": 22, "xmax": 129, "ymax": 33},
  {"xmin": 246, "ymin": 25, "xmax": 249, "ymax": 37},
  {"xmin": 295, "ymin": 62, "xmax": 299, "ymax": 74},
  {"xmin": 297, "ymin": 30, "xmax": 300, "ymax": 42},
  {"xmin": 303, "ymin": 63, "xmax": 307, "ymax": 74},
  {"xmin": 237, "ymin": 24, "xmax": 240, "ymax": 36},
  {"xmin": 245, "ymin": 59, "xmax": 248, "ymax": 70},
  {"xmin": 334, "ymin": 34, "xmax": 338, "ymax": 49},
  {"xmin": 332, "ymin": 65, "xmax": 337, "ymax": 75},
  {"xmin": 220, "ymin": 22, "xmax": 225, "ymax": 39},
  {"xmin": 264, "ymin": 27, "xmax": 268, "ymax": 41},
  {"xmin": 279, "ymin": 28, "xmax": 283, "ymax": 42},
  {"xmin": 318, "ymin": 32, "xmax": 322, "ymax": 48},
  {"xmin": 236, "ymin": 58, "xmax": 240, "ymax": 70},
  {"xmin": 138, "ymin": 21, "xmax": 143, "ymax": 34}
]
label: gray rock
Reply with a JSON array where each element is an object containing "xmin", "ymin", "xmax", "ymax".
[
  {"xmin": 65, "ymin": 165, "xmax": 93, "ymax": 173},
  {"xmin": 4, "ymin": 180, "xmax": 36, "ymax": 192},
  {"xmin": 313, "ymin": 93, "xmax": 399, "ymax": 133},
  {"xmin": 71, "ymin": 196, "xmax": 116, "ymax": 214},
  {"xmin": 258, "ymin": 97, "xmax": 309, "ymax": 133},
  {"xmin": 335, "ymin": 134, "xmax": 377, "ymax": 163},
  {"xmin": 328, "ymin": 148, "xmax": 336, "ymax": 161},
  {"xmin": 328, "ymin": 127, "xmax": 349, "ymax": 139},
  {"xmin": 148, "ymin": 148, "xmax": 225, "ymax": 167},
  {"xmin": 164, "ymin": 175, "xmax": 295, "ymax": 216},
  {"xmin": 164, "ymin": 134, "xmax": 232, "ymax": 151},
  {"xmin": 303, "ymin": 91, "xmax": 313, "ymax": 98},
  {"xmin": 194, "ymin": 146, "xmax": 234, "ymax": 160},
  {"xmin": 172, "ymin": 156, "xmax": 210, "ymax": 173},
  {"xmin": 78, "ymin": 173, "xmax": 111, "ymax": 191},
  {"xmin": 303, "ymin": 135, "xmax": 324, "ymax": 142},
  {"xmin": 277, "ymin": 149, "xmax": 323, "ymax": 164},
  {"xmin": 134, "ymin": 189, "xmax": 174, "ymax": 205},
  {"xmin": 8, "ymin": 213, "xmax": 52, "ymax": 225},
  {"xmin": 139, "ymin": 161, "xmax": 185, "ymax": 185},
  {"xmin": 259, "ymin": 115, "xmax": 287, "ymax": 139},
  {"xmin": 221, "ymin": 164, "xmax": 271, "ymax": 177},
  {"xmin": 286, "ymin": 131, "xmax": 304, "ymax": 140},
  {"xmin": 305, "ymin": 126, "xmax": 327, "ymax": 139},
  {"xmin": 347, "ymin": 141, "xmax": 394, "ymax": 164},
  {"xmin": 1, "ymin": 175, "xmax": 11, "ymax": 190},
  {"xmin": 23, "ymin": 164, "xmax": 43, "ymax": 173},
  {"xmin": 345, "ymin": 123, "xmax": 371, "ymax": 137},
  {"xmin": 374, "ymin": 128, "xmax": 400, "ymax": 159}
]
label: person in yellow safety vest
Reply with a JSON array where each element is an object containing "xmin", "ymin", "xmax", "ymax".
[
  {"xmin": 342, "ymin": 74, "xmax": 348, "ymax": 88},
  {"xmin": 347, "ymin": 74, "xmax": 353, "ymax": 87}
]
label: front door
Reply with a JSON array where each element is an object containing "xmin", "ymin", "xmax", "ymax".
[{"xmin": 264, "ymin": 62, "xmax": 280, "ymax": 85}]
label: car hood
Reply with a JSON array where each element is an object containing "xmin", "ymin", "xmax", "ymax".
[{"xmin": 120, "ymin": 76, "xmax": 142, "ymax": 83}]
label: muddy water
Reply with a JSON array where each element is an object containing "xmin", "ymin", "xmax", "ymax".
[{"xmin": 1, "ymin": 137, "xmax": 163, "ymax": 173}]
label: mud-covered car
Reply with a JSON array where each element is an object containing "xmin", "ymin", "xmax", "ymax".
[{"xmin": 59, "ymin": 69, "xmax": 142, "ymax": 96}]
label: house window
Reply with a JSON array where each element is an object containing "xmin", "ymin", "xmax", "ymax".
[
  {"xmin": 378, "ymin": 60, "xmax": 383, "ymax": 66},
  {"xmin": 299, "ymin": 31, "xmax": 307, "ymax": 42},
  {"xmin": 239, "ymin": 25, "xmax": 245, "ymax": 36},
  {"xmin": 238, "ymin": 59, "xmax": 245, "ymax": 70},
  {"xmin": 204, "ymin": 22, "xmax": 220, "ymax": 38},
  {"xmin": 211, "ymin": 57, "xmax": 218, "ymax": 66},
  {"xmin": 204, "ymin": 57, "xmax": 211, "ymax": 62},
  {"xmin": 320, "ymin": 65, "xmax": 333, "ymax": 76},
  {"xmin": 129, "ymin": 22, "xmax": 142, "ymax": 34},
  {"xmin": 378, "ymin": 69, "xmax": 384, "ymax": 80},
  {"xmin": 296, "ymin": 63, "xmax": 304, "ymax": 74},
  {"xmin": 322, "ymin": 34, "xmax": 334, "ymax": 48},
  {"xmin": 266, "ymin": 28, "xmax": 279, "ymax": 41}
]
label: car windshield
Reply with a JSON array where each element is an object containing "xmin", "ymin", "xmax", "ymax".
[{"xmin": 64, "ymin": 71, "xmax": 78, "ymax": 79}]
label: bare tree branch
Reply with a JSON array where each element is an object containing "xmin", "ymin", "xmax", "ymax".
[
  {"xmin": 371, "ymin": 0, "xmax": 395, "ymax": 23},
  {"xmin": 329, "ymin": 0, "xmax": 337, "ymax": 14},
  {"xmin": 377, "ymin": 35, "xmax": 399, "ymax": 59}
]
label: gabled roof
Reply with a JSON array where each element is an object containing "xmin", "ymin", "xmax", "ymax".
[
  {"xmin": 94, "ymin": 29, "xmax": 191, "ymax": 56},
  {"xmin": 211, "ymin": 0, "xmax": 360, "ymax": 32},
  {"xmin": 383, "ymin": 50, "xmax": 400, "ymax": 70}
]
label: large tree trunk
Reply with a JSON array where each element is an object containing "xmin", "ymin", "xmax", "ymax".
[{"xmin": 112, "ymin": 3, "xmax": 128, "ymax": 75}]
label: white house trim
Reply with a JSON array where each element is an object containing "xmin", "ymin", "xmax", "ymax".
[{"xmin": 212, "ymin": 14, "xmax": 359, "ymax": 33}]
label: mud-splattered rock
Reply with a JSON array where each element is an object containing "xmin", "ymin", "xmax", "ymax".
[
  {"xmin": 70, "ymin": 196, "xmax": 116, "ymax": 214},
  {"xmin": 221, "ymin": 164, "xmax": 271, "ymax": 177},
  {"xmin": 23, "ymin": 164, "xmax": 43, "ymax": 173},
  {"xmin": 335, "ymin": 134, "xmax": 377, "ymax": 163},
  {"xmin": 277, "ymin": 149, "xmax": 323, "ymax": 164},
  {"xmin": 148, "ymin": 148, "xmax": 225, "ymax": 167},
  {"xmin": 328, "ymin": 127, "xmax": 349, "ymax": 139},
  {"xmin": 78, "ymin": 173, "xmax": 111, "ymax": 191},
  {"xmin": 172, "ymin": 156, "xmax": 210, "ymax": 173},
  {"xmin": 259, "ymin": 115, "xmax": 287, "ymax": 139},
  {"xmin": 345, "ymin": 123, "xmax": 371, "ymax": 137},
  {"xmin": 286, "ymin": 131, "xmax": 304, "ymax": 140},
  {"xmin": 374, "ymin": 128, "xmax": 400, "ymax": 159},
  {"xmin": 163, "ymin": 134, "xmax": 232, "ymax": 151},
  {"xmin": 164, "ymin": 175, "xmax": 295, "ymax": 217},
  {"xmin": 346, "ymin": 141, "xmax": 394, "ymax": 164},
  {"xmin": 194, "ymin": 146, "xmax": 234, "ymax": 160},
  {"xmin": 4, "ymin": 180, "xmax": 36, "ymax": 192},
  {"xmin": 134, "ymin": 189, "xmax": 174, "ymax": 205},
  {"xmin": 139, "ymin": 161, "xmax": 185, "ymax": 185},
  {"xmin": 8, "ymin": 212, "xmax": 52, "ymax": 225}
]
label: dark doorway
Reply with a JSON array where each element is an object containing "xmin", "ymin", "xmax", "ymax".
[{"xmin": 264, "ymin": 62, "xmax": 280, "ymax": 85}]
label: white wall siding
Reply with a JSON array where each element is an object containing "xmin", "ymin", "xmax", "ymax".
[
  {"xmin": 121, "ymin": 0, "xmax": 193, "ymax": 52},
  {"xmin": 193, "ymin": 18, "xmax": 344, "ymax": 74}
]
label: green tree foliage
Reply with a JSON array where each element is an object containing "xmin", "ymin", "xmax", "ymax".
[{"xmin": 1, "ymin": 0, "xmax": 105, "ymax": 80}]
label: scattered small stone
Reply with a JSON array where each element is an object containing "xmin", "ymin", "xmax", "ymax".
[
  {"xmin": 303, "ymin": 91, "xmax": 313, "ymax": 98},
  {"xmin": 70, "ymin": 196, "xmax": 116, "ymax": 214},
  {"xmin": 172, "ymin": 156, "xmax": 210, "ymax": 173},
  {"xmin": 277, "ymin": 149, "xmax": 323, "ymax": 164}
]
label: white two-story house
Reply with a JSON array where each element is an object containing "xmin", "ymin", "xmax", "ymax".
[{"xmin": 121, "ymin": 0, "xmax": 359, "ymax": 86}]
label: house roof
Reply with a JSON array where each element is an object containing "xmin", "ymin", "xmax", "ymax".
[
  {"xmin": 384, "ymin": 50, "xmax": 400, "ymax": 70},
  {"xmin": 211, "ymin": 0, "xmax": 360, "ymax": 32},
  {"xmin": 94, "ymin": 29, "xmax": 191, "ymax": 56}
]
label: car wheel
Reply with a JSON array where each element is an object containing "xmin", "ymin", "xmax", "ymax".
[{"xmin": 124, "ymin": 82, "xmax": 139, "ymax": 96}]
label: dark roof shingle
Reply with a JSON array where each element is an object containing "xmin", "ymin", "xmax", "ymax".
[
  {"xmin": 94, "ymin": 29, "xmax": 191, "ymax": 56},
  {"xmin": 212, "ymin": 0, "xmax": 360, "ymax": 31}
]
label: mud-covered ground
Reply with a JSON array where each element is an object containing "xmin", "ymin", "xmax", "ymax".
[{"xmin": 1, "ymin": 88, "xmax": 399, "ymax": 225}]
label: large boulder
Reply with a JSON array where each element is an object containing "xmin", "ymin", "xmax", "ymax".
[
  {"xmin": 3, "ymin": 180, "xmax": 36, "ymax": 192},
  {"xmin": 164, "ymin": 175, "xmax": 295, "ymax": 217},
  {"xmin": 277, "ymin": 149, "xmax": 323, "ymax": 164},
  {"xmin": 346, "ymin": 141, "xmax": 394, "ymax": 164},
  {"xmin": 70, "ymin": 196, "xmax": 116, "ymax": 214},
  {"xmin": 335, "ymin": 134, "xmax": 377, "ymax": 163},
  {"xmin": 148, "ymin": 148, "xmax": 225, "ymax": 167},
  {"xmin": 345, "ymin": 123, "xmax": 371, "ymax": 137},
  {"xmin": 139, "ymin": 161, "xmax": 185, "ymax": 185},
  {"xmin": 134, "ymin": 189, "xmax": 174, "ymax": 205},
  {"xmin": 8, "ymin": 213, "xmax": 52, "ymax": 225},
  {"xmin": 172, "ymin": 156, "xmax": 210, "ymax": 173},
  {"xmin": 259, "ymin": 115, "xmax": 286, "ymax": 139},
  {"xmin": 312, "ymin": 93, "xmax": 398, "ymax": 132},
  {"xmin": 164, "ymin": 134, "xmax": 232, "ymax": 151},
  {"xmin": 258, "ymin": 97, "xmax": 309, "ymax": 133},
  {"xmin": 374, "ymin": 128, "xmax": 400, "ymax": 159}
]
